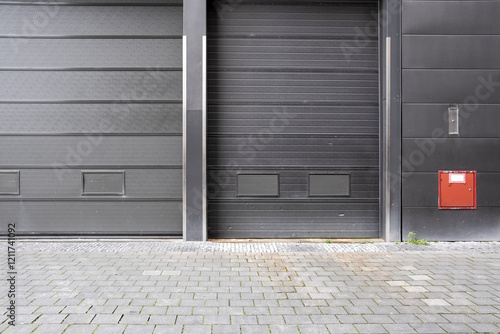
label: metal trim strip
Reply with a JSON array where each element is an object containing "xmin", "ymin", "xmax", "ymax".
[
  {"xmin": 385, "ymin": 36, "xmax": 391, "ymax": 241},
  {"xmin": 202, "ymin": 35, "xmax": 207, "ymax": 241},
  {"xmin": 182, "ymin": 35, "xmax": 187, "ymax": 241}
]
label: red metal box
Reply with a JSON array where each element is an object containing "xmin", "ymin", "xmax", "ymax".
[{"xmin": 438, "ymin": 171, "xmax": 476, "ymax": 209}]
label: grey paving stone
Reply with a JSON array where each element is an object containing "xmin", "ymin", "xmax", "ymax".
[
  {"xmin": 61, "ymin": 306, "xmax": 91, "ymax": 314},
  {"xmin": 152, "ymin": 325, "xmax": 183, "ymax": 334},
  {"xmin": 114, "ymin": 306, "xmax": 143, "ymax": 315},
  {"xmin": 204, "ymin": 315, "xmax": 231, "ymax": 325},
  {"xmin": 310, "ymin": 315, "xmax": 340, "ymax": 324},
  {"xmin": 268, "ymin": 325, "xmax": 300, "ymax": 334},
  {"xmin": 241, "ymin": 325, "xmax": 270, "ymax": 334},
  {"xmin": 257, "ymin": 315, "xmax": 285, "ymax": 325},
  {"xmin": 16, "ymin": 306, "xmax": 40, "ymax": 315},
  {"xmin": 181, "ymin": 325, "xmax": 212, "ymax": 334},
  {"xmin": 363, "ymin": 315, "xmax": 394, "ymax": 324},
  {"xmin": 326, "ymin": 324, "xmax": 359, "ymax": 333},
  {"xmin": 17, "ymin": 314, "xmax": 39, "ymax": 324},
  {"xmin": 382, "ymin": 324, "xmax": 418, "ymax": 334},
  {"xmin": 180, "ymin": 300, "xmax": 206, "ymax": 307},
  {"xmin": 63, "ymin": 314, "xmax": 96, "ymax": 324},
  {"xmin": 34, "ymin": 306, "xmax": 65, "ymax": 314},
  {"xmin": 148, "ymin": 315, "xmax": 177, "ymax": 325},
  {"xmin": 467, "ymin": 323, "xmax": 500, "ymax": 332},
  {"xmin": 34, "ymin": 314, "xmax": 67, "ymax": 324},
  {"xmin": 31, "ymin": 324, "xmax": 69, "ymax": 333},
  {"xmin": 63, "ymin": 324, "xmax": 99, "ymax": 334},
  {"xmin": 416, "ymin": 313, "xmax": 449, "ymax": 323},
  {"xmin": 231, "ymin": 315, "xmax": 258, "ymax": 325},
  {"xmin": 283, "ymin": 315, "xmax": 313, "ymax": 325},
  {"xmin": 120, "ymin": 314, "xmax": 150, "ymax": 324},
  {"xmin": 337, "ymin": 314, "xmax": 367, "ymax": 324},
  {"xmin": 244, "ymin": 307, "xmax": 270, "ymax": 315},
  {"xmin": 410, "ymin": 323, "xmax": 446, "ymax": 333},
  {"xmin": 166, "ymin": 306, "xmax": 193, "ymax": 315},
  {"xmin": 438, "ymin": 323, "xmax": 476, "ymax": 333},
  {"xmin": 193, "ymin": 306, "xmax": 218, "ymax": 315},
  {"xmin": 294, "ymin": 307, "xmax": 321, "ymax": 315},
  {"xmin": 469, "ymin": 313, "xmax": 500, "ymax": 322},
  {"xmin": 124, "ymin": 324, "xmax": 155, "ymax": 333},
  {"xmin": 355, "ymin": 324, "xmax": 388, "ymax": 333},
  {"xmin": 267, "ymin": 307, "xmax": 294, "ymax": 315},
  {"xmin": 345, "ymin": 306, "xmax": 373, "ymax": 314},
  {"xmin": 421, "ymin": 298, "xmax": 450, "ymax": 306},
  {"xmin": 389, "ymin": 314, "xmax": 422, "ymax": 324},
  {"xmin": 212, "ymin": 325, "xmax": 241, "ymax": 334},
  {"xmin": 87, "ymin": 306, "xmax": 117, "ymax": 314},
  {"xmin": 219, "ymin": 306, "xmax": 244, "ymax": 315},
  {"xmin": 297, "ymin": 324, "xmax": 330, "ymax": 334},
  {"xmin": 93, "ymin": 324, "xmax": 127, "ymax": 334},
  {"xmin": 92, "ymin": 314, "xmax": 122, "ymax": 324},
  {"xmin": 175, "ymin": 315, "xmax": 204, "ymax": 325}
]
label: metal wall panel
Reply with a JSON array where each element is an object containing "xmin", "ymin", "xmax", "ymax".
[
  {"xmin": 0, "ymin": 5, "xmax": 182, "ymax": 36},
  {"xmin": 0, "ymin": 1, "xmax": 183, "ymax": 236},
  {"xmin": 208, "ymin": 105, "xmax": 379, "ymax": 136},
  {"xmin": 402, "ymin": 139, "xmax": 500, "ymax": 172},
  {"xmin": 0, "ymin": 71, "xmax": 181, "ymax": 102},
  {"xmin": 402, "ymin": 70, "xmax": 500, "ymax": 103},
  {"xmin": 0, "ymin": 169, "xmax": 181, "ymax": 199},
  {"xmin": 0, "ymin": 136, "xmax": 181, "ymax": 167},
  {"xmin": 402, "ymin": 0, "xmax": 500, "ymax": 241},
  {"xmin": 402, "ymin": 1, "xmax": 500, "ymax": 35},
  {"xmin": 403, "ymin": 104, "xmax": 500, "ymax": 138},
  {"xmin": 403, "ymin": 36, "xmax": 500, "ymax": 69},
  {"xmin": 208, "ymin": 137, "xmax": 379, "ymax": 168},
  {"xmin": 208, "ymin": 71, "xmax": 378, "ymax": 103},
  {"xmin": 0, "ymin": 39, "xmax": 181, "ymax": 69},
  {"xmin": 403, "ymin": 207, "xmax": 500, "ymax": 241},
  {"xmin": 208, "ymin": 170, "xmax": 378, "ymax": 200},
  {"xmin": 207, "ymin": 0, "xmax": 379, "ymax": 238},
  {"xmin": 209, "ymin": 39, "xmax": 377, "ymax": 70},
  {"xmin": 402, "ymin": 172, "xmax": 500, "ymax": 207},
  {"xmin": 0, "ymin": 104, "xmax": 182, "ymax": 135},
  {"xmin": 0, "ymin": 201, "xmax": 182, "ymax": 234},
  {"xmin": 209, "ymin": 202, "xmax": 379, "ymax": 238}
]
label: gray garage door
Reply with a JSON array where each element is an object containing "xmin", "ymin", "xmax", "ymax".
[
  {"xmin": 0, "ymin": 1, "xmax": 182, "ymax": 236},
  {"xmin": 207, "ymin": 0, "xmax": 380, "ymax": 238}
]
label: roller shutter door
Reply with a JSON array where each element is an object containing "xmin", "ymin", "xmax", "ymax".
[
  {"xmin": 0, "ymin": 1, "xmax": 183, "ymax": 236},
  {"xmin": 207, "ymin": 0, "xmax": 380, "ymax": 238}
]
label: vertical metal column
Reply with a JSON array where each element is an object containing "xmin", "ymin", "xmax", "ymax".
[
  {"xmin": 183, "ymin": 0, "xmax": 207, "ymax": 241},
  {"xmin": 380, "ymin": 0, "xmax": 402, "ymax": 241}
]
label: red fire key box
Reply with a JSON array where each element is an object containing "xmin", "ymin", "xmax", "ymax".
[{"xmin": 438, "ymin": 171, "xmax": 477, "ymax": 209}]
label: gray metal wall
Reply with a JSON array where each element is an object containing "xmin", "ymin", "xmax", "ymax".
[
  {"xmin": 401, "ymin": 0, "xmax": 500, "ymax": 241},
  {"xmin": 0, "ymin": 0, "xmax": 183, "ymax": 236},
  {"xmin": 206, "ymin": 0, "xmax": 380, "ymax": 238}
]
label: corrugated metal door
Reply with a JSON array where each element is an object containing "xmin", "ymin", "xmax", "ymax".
[
  {"xmin": 0, "ymin": 1, "xmax": 183, "ymax": 236},
  {"xmin": 207, "ymin": 0, "xmax": 380, "ymax": 238}
]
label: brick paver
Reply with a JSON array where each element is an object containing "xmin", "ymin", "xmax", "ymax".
[{"xmin": 0, "ymin": 241, "xmax": 497, "ymax": 333}]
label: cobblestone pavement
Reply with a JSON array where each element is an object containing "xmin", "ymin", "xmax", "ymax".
[{"xmin": 0, "ymin": 241, "xmax": 499, "ymax": 333}]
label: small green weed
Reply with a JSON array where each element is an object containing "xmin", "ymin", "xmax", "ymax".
[
  {"xmin": 325, "ymin": 240, "xmax": 332, "ymax": 244},
  {"xmin": 407, "ymin": 231, "xmax": 429, "ymax": 246}
]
